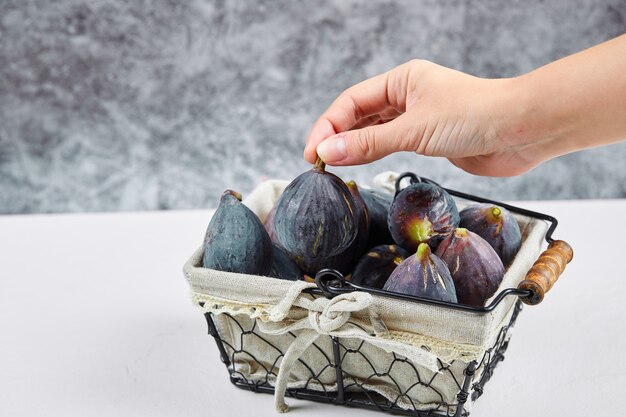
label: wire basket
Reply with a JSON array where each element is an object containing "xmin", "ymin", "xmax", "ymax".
[
  {"xmin": 183, "ymin": 173, "xmax": 572, "ymax": 416},
  {"xmin": 202, "ymin": 300, "xmax": 521, "ymax": 417}
]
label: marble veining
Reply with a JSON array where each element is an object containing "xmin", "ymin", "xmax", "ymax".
[{"xmin": 1, "ymin": 0, "xmax": 625, "ymax": 214}]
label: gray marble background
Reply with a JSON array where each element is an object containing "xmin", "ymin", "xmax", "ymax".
[{"xmin": 1, "ymin": 0, "xmax": 625, "ymax": 214}]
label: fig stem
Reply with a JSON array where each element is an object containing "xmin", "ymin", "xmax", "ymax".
[
  {"xmin": 224, "ymin": 189, "xmax": 242, "ymax": 201},
  {"xmin": 314, "ymin": 157, "xmax": 326, "ymax": 171},
  {"xmin": 491, "ymin": 206, "xmax": 502, "ymax": 219},
  {"xmin": 416, "ymin": 243, "xmax": 430, "ymax": 260}
]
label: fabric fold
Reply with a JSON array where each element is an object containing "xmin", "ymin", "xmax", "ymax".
[{"xmin": 254, "ymin": 281, "xmax": 442, "ymax": 412}]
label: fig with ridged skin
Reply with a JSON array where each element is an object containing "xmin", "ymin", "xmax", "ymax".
[
  {"xmin": 388, "ymin": 182, "xmax": 459, "ymax": 251},
  {"xmin": 294, "ymin": 180, "xmax": 369, "ymax": 276},
  {"xmin": 435, "ymin": 228, "xmax": 505, "ymax": 307},
  {"xmin": 269, "ymin": 244, "xmax": 303, "ymax": 281},
  {"xmin": 361, "ymin": 189, "xmax": 394, "ymax": 247},
  {"xmin": 345, "ymin": 180, "xmax": 371, "ymax": 261},
  {"xmin": 294, "ymin": 251, "xmax": 353, "ymax": 277},
  {"xmin": 203, "ymin": 190, "xmax": 272, "ymax": 275},
  {"xmin": 274, "ymin": 159, "xmax": 357, "ymax": 259},
  {"xmin": 459, "ymin": 203, "xmax": 522, "ymax": 266},
  {"xmin": 351, "ymin": 245, "xmax": 411, "ymax": 289},
  {"xmin": 383, "ymin": 243, "xmax": 457, "ymax": 302}
]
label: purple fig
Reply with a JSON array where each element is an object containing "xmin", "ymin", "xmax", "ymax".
[
  {"xmin": 351, "ymin": 245, "xmax": 411, "ymax": 289},
  {"xmin": 203, "ymin": 190, "xmax": 272, "ymax": 275},
  {"xmin": 388, "ymin": 182, "xmax": 459, "ymax": 251},
  {"xmin": 269, "ymin": 244, "xmax": 303, "ymax": 281},
  {"xmin": 263, "ymin": 202, "xmax": 281, "ymax": 247},
  {"xmin": 383, "ymin": 243, "xmax": 457, "ymax": 302},
  {"xmin": 274, "ymin": 160, "xmax": 357, "ymax": 258},
  {"xmin": 295, "ymin": 181, "xmax": 371, "ymax": 277},
  {"xmin": 459, "ymin": 204, "xmax": 522, "ymax": 266},
  {"xmin": 294, "ymin": 251, "xmax": 353, "ymax": 277},
  {"xmin": 345, "ymin": 180, "xmax": 371, "ymax": 260},
  {"xmin": 361, "ymin": 189, "xmax": 394, "ymax": 247},
  {"xmin": 435, "ymin": 228, "xmax": 505, "ymax": 307}
]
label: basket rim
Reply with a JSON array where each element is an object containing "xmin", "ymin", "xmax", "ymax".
[
  {"xmin": 305, "ymin": 184, "xmax": 559, "ymax": 314},
  {"xmin": 187, "ymin": 181, "xmax": 557, "ymax": 316}
]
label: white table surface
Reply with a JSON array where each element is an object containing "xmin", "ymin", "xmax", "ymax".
[{"xmin": 1, "ymin": 199, "xmax": 625, "ymax": 417}]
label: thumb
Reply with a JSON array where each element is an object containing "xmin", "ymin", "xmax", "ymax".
[{"xmin": 316, "ymin": 115, "xmax": 414, "ymax": 166}]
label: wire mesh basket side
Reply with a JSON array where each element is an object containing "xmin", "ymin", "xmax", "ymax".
[
  {"xmin": 203, "ymin": 299, "xmax": 522, "ymax": 416},
  {"xmin": 335, "ymin": 335, "xmax": 467, "ymax": 415},
  {"xmin": 206, "ymin": 312, "xmax": 339, "ymax": 399},
  {"xmin": 470, "ymin": 299, "xmax": 523, "ymax": 401}
]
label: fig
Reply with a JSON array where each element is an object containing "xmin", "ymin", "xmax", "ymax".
[
  {"xmin": 294, "ymin": 180, "xmax": 370, "ymax": 277},
  {"xmin": 351, "ymin": 245, "xmax": 411, "ymax": 289},
  {"xmin": 203, "ymin": 190, "xmax": 272, "ymax": 275},
  {"xmin": 274, "ymin": 159, "xmax": 357, "ymax": 258},
  {"xmin": 269, "ymin": 244, "xmax": 303, "ymax": 281},
  {"xmin": 345, "ymin": 180, "xmax": 371, "ymax": 260},
  {"xmin": 361, "ymin": 189, "xmax": 394, "ymax": 247},
  {"xmin": 459, "ymin": 203, "xmax": 522, "ymax": 266},
  {"xmin": 388, "ymin": 181, "xmax": 459, "ymax": 251},
  {"xmin": 435, "ymin": 228, "xmax": 505, "ymax": 307},
  {"xmin": 294, "ymin": 251, "xmax": 353, "ymax": 277},
  {"xmin": 263, "ymin": 202, "xmax": 281, "ymax": 247},
  {"xmin": 383, "ymin": 243, "xmax": 457, "ymax": 302}
]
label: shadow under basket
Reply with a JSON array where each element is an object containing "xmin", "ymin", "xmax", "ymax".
[{"xmin": 183, "ymin": 174, "xmax": 573, "ymax": 417}]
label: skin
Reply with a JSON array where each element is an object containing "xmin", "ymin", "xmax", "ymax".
[{"xmin": 304, "ymin": 34, "xmax": 626, "ymax": 177}]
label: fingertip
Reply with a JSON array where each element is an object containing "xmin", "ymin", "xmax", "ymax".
[
  {"xmin": 303, "ymin": 147, "xmax": 317, "ymax": 164},
  {"xmin": 303, "ymin": 117, "xmax": 338, "ymax": 164},
  {"xmin": 307, "ymin": 118, "xmax": 337, "ymax": 147},
  {"xmin": 316, "ymin": 134, "xmax": 348, "ymax": 164}
]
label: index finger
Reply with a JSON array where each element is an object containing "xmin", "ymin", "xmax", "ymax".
[{"xmin": 304, "ymin": 71, "xmax": 396, "ymax": 163}]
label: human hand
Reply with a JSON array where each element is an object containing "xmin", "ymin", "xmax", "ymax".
[
  {"xmin": 304, "ymin": 60, "xmax": 534, "ymax": 176},
  {"xmin": 304, "ymin": 34, "xmax": 626, "ymax": 177}
]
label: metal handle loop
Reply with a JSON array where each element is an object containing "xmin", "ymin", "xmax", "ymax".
[
  {"xmin": 314, "ymin": 269, "xmax": 346, "ymax": 299},
  {"xmin": 394, "ymin": 172, "xmax": 442, "ymax": 197}
]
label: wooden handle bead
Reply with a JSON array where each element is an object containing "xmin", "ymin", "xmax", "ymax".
[{"xmin": 518, "ymin": 240, "xmax": 573, "ymax": 305}]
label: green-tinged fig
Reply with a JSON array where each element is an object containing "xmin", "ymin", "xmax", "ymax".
[
  {"xmin": 435, "ymin": 228, "xmax": 505, "ymax": 307},
  {"xmin": 361, "ymin": 189, "xmax": 394, "ymax": 247},
  {"xmin": 269, "ymin": 244, "xmax": 303, "ymax": 281},
  {"xmin": 203, "ymin": 190, "xmax": 272, "ymax": 275},
  {"xmin": 274, "ymin": 159, "xmax": 357, "ymax": 258},
  {"xmin": 351, "ymin": 245, "xmax": 411, "ymax": 289},
  {"xmin": 388, "ymin": 182, "xmax": 459, "ymax": 251},
  {"xmin": 459, "ymin": 203, "xmax": 522, "ymax": 266},
  {"xmin": 383, "ymin": 243, "xmax": 457, "ymax": 302}
]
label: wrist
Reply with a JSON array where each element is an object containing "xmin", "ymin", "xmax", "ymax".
[
  {"xmin": 505, "ymin": 34, "xmax": 626, "ymax": 158},
  {"xmin": 495, "ymin": 73, "xmax": 565, "ymax": 162}
]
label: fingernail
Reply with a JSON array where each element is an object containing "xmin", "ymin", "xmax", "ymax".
[{"xmin": 317, "ymin": 135, "xmax": 347, "ymax": 162}]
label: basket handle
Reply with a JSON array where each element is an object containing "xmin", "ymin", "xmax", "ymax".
[{"xmin": 518, "ymin": 240, "xmax": 573, "ymax": 305}]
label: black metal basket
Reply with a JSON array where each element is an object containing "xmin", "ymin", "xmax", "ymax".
[
  {"xmin": 194, "ymin": 173, "xmax": 567, "ymax": 417},
  {"xmin": 204, "ymin": 300, "xmax": 521, "ymax": 417}
]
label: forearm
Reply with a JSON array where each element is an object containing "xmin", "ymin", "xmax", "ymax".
[{"xmin": 509, "ymin": 34, "xmax": 626, "ymax": 158}]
